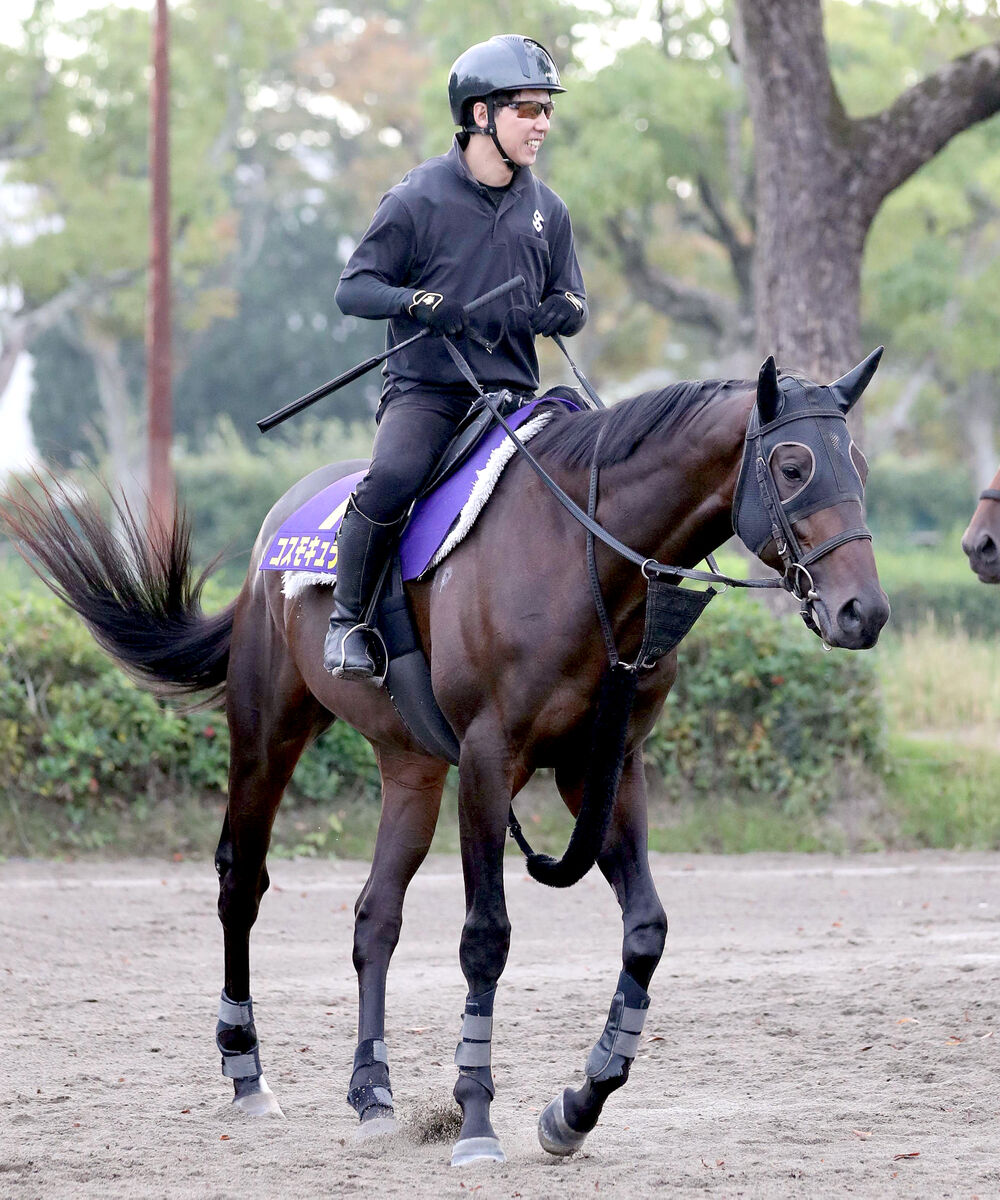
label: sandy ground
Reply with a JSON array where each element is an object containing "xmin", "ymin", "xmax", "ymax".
[{"xmin": 2, "ymin": 851, "xmax": 999, "ymax": 1199}]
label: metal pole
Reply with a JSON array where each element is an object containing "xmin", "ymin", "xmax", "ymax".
[{"xmin": 146, "ymin": 0, "xmax": 173, "ymax": 533}]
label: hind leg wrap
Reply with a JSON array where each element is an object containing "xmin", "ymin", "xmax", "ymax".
[
  {"xmin": 585, "ymin": 970, "xmax": 650, "ymax": 1084},
  {"xmin": 216, "ymin": 991, "xmax": 262, "ymax": 1082},
  {"xmin": 538, "ymin": 971, "xmax": 650, "ymax": 1155},
  {"xmin": 347, "ymin": 1038, "xmax": 394, "ymax": 1119}
]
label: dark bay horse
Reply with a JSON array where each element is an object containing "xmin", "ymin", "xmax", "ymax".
[
  {"xmin": 963, "ymin": 468, "xmax": 1000, "ymax": 582},
  {"xmin": 2, "ymin": 352, "xmax": 889, "ymax": 1165}
]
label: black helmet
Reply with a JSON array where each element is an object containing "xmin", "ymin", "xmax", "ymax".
[{"xmin": 448, "ymin": 35, "xmax": 564, "ymax": 127}]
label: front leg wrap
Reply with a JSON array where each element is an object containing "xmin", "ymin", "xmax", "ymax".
[
  {"xmin": 454, "ymin": 988, "xmax": 496, "ymax": 1098},
  {"xmin": 585, "ymin": 969, "xmax": 650, "ymax": 1084},
  {"xmin": 216, "ymin": 991, "xmax": 262, "ymax": 1082},
  {"xmin": 348, "ymin": 1038, "xmax": 394, "ymax": 1119}
]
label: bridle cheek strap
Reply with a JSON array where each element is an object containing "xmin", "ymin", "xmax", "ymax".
[{"xmin": 753, "ymin": 454, "xmax": 871, "ymax": 605}]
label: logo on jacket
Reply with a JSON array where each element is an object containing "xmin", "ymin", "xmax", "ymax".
[{"xmin": 532, "ymin": 209, "xmax": 545, "ymax": 234}]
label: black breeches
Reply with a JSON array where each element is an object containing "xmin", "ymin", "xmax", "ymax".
[{"xmin": 352, "ymin": 389, "xmax": 475, "ymax": 524}]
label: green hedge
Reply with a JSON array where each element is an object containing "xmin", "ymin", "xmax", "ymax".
[
  {"xmin": 0, "ymin": 588, "xmax": 379, "ymax": 821},
  {"xmin": 1, "ymin": 584, "xmax": 884, "ymax": 835},
  {"xmin": 873, "ymin": 545, "xmax": 1000, "ymax": 637},
  {"xmin": 646, "ymin": 599, "xmax": 884, "ymax": 812},
  {"xmin": 865, "ymin": 458, "xmax": 974, "ymax": 541}
]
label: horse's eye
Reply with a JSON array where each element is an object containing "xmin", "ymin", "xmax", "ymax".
[{"xmin": 782, "ymin": 464, "xmax": 802, "ymax": 481}]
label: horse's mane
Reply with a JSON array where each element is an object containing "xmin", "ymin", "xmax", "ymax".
[{"xmin": 532, "ymin": 378, "xmax": 747, "ymax": 470}]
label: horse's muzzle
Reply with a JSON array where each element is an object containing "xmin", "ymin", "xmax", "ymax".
[
  {"xmin": 811, "ymin": 584, "xmax": 890, "ymax": 650},
  {"xmin": 962, "ymin": 528, "xmax": 1000, "ymax": 584}
]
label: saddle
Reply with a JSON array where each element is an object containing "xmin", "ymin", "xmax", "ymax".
[{"xmin": 261, "ymin": 387, "xmax": 584, "ymax": 762}]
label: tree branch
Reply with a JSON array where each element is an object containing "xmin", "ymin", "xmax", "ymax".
[
  {"xmin": 695, "ymin": 171, "xmax": 754, "ymax": 306},
  {"xmin": 0, "ymin": 270, "xmax": 138, "ymax": 400},
  {"xmin": 605, "ymin": 216, "xmax": 737, "ymax": 338},
  {"xmin": 856, "ymin": 39, "xmax": 1000, "ymax": 221}
]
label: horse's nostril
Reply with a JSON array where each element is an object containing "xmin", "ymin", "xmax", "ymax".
[
  {"xmin": 838, "ymin": 598, "xmax": 863, "ymax": 635},
  {"xmin": 977, "ymin": 533, "xmax": 998, "ymax": 560}
]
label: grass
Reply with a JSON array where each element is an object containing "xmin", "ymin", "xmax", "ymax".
[
  {"xmin": 875, "ymin": 615, "xmax": 1000, "ymax": 732},
  {"xmin": 883, "ymin": 733, "xmax": 1000, "ymax": 849}
]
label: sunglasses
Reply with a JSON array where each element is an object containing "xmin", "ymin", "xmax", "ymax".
[{"xmin": 498, "ymin": 99, "xmax": 554, "ymax": 120}]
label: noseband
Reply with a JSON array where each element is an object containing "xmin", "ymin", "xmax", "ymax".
[{"xmin": 733, "ymin": 387, "xmax": 873, "ymax": 632}]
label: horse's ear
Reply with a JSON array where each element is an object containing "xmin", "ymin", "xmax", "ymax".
[
  {"xmin": 756, "ymin": 355, "xmax": 780, "ymax": 424},
  {"xmin": 829, "ymin": 346, "xmax": 884, "ymax": 413}
]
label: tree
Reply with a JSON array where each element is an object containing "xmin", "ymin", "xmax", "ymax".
[{"xmin": 733, "ymin": 0, "xmax": 1000, "ymax": 381}]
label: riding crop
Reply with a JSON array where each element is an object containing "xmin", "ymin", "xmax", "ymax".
[{"xmin": 256, "ymin": 275, "xmax": 526, "ymax": 433}]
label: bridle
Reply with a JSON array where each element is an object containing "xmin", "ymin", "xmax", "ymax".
[{"xmin": 734, "ymin": 401, "xmax": 874, "ymax": 634}]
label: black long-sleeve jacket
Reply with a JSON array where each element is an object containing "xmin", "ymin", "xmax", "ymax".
[{"xmin": 336, "ymin": 137, "xmax": 587, "ymax": 396}]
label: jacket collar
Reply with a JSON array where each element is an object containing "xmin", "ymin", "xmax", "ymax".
[{"xmin": 446, "ymin": 135, "xmax": 532, "ymax": 196}]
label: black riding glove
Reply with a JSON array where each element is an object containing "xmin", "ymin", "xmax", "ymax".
[
  {"xmin": 407, "ymin": 289, "xmax": 469, "ymax": 338},
  {"xmin": 529, "ymin": 292, "xmax": 587, "ymax": 338}
]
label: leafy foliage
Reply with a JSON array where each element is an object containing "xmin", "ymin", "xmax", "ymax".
[
  {"xmin": 646, "ymin": 599, "xmax": 884, "ymax": 812},
  {"xmin": 0, "ymin": 587, "xmax": 379, "ymax": 832},
  {"xmin": 1, "ymin": 578, "xmax": 884, "ymax": 848}
]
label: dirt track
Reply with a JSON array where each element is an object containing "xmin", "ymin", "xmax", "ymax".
[{"xmin": 2, "ymin": 851, "xmax": 999, "ymax": 1198}]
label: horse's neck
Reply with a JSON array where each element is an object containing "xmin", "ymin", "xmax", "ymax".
[{"xmin": 597, "ymin": 387, "xmax": 754, "ymax": 570}]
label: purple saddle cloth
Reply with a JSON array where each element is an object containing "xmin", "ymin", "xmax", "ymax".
[{"xmin": 259, "ymin": 395, "xmax": 576, "ymax": 582}]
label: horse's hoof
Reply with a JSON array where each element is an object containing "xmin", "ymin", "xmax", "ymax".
[
  {"xmin": 450, "ymin": 1136, "xmax": 506, "ymax": 1167},
  {"xmin": 538, "ymin": 1093, "xmax": 587, "ymax": 1156},
  {"xmin": 232, "ymin": 1075, "xmax": 284, "ymax": 1118},
  {"xmin": 354, "ymin": 1110, "xmax": 398, "ymax": 1141}
]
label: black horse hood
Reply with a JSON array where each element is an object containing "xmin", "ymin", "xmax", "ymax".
[{"xmin": 733, "ymin": 360, "xmax": 877, "ymax": 559}]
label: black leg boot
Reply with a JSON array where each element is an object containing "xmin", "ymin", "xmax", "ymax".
[{"xmin": 323, "ymin": 500, "xmax": 399, "ymax": 681}]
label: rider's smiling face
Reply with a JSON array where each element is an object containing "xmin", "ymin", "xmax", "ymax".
[{"xmin": 474, "ymin": 89, "xmax": 553, "ymax": 168}]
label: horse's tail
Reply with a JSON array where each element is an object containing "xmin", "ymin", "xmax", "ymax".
[
  {"xmin": 511, "ymin": 663, "xmax": 638, "ymax": 889},
  {"xmin": 1, "ymin": 477, "xmax": 234, "ymax": 705}
]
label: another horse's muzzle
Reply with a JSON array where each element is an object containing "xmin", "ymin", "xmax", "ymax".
[{"xmin": 962, "ymin": 527, "xmax": 1000, "ymax": 583}]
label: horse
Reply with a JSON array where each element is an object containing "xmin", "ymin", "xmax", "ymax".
[
  {"xmin": 962, "ymin": 469, "xmax": 1000, "ymax": 582},
  {"xmin": 1, "ymin": 349, "xmax": 889, "ymax": 1166}
]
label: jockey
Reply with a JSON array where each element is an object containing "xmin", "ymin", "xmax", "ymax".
[{"xmin": 324, "ymin": 33, "xmax": 588, "ymax": 681}]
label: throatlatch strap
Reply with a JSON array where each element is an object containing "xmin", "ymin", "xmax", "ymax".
[
  {"xmin": 455, "ymin": 988, "xmax": 497, "ymax": 1098},
  {"xmin": 585, "ymin": 970, "xmax": 650, "ymax": 1083},
  {"xmin": 216, "ymin": 990, "xmax": 262, "ymax": 1082}
]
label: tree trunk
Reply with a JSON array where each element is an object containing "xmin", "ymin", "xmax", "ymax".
[
  {"xmin": 733, "ymin": 0, "xmax": 1000, "ymax": 395},
  {"xmin": 733, "ymin": 0, "xmax": 866, "ymax": 384},
  {"xmin": 963, "ymin": 374, "xmax": 999, "ymax": 490},
  {"xmin": 78, "ymin": 314, "xmax": 147, "ymax": 525}
]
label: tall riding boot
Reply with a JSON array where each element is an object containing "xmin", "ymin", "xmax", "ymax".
[{"xmin": 323, "ymin": 500, "xmax": 399, "ymax": 681}]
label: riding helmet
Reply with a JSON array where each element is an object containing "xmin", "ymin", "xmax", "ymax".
[{"xmin": 448, "ymin": 35, "xmax": 564, "ymax": 128}]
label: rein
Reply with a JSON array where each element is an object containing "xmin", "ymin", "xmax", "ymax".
[
  {"xmin": 980, "ymin": 489, "xmax": 1000, "ymax": 502},
  {"xmin": 440, "ymin": 335, "xmax": 783, "ymax": 593}
]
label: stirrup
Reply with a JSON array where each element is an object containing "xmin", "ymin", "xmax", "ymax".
[{"xmin": 325, "ymin": 621, "xmax": 388, "ymax": 686}]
